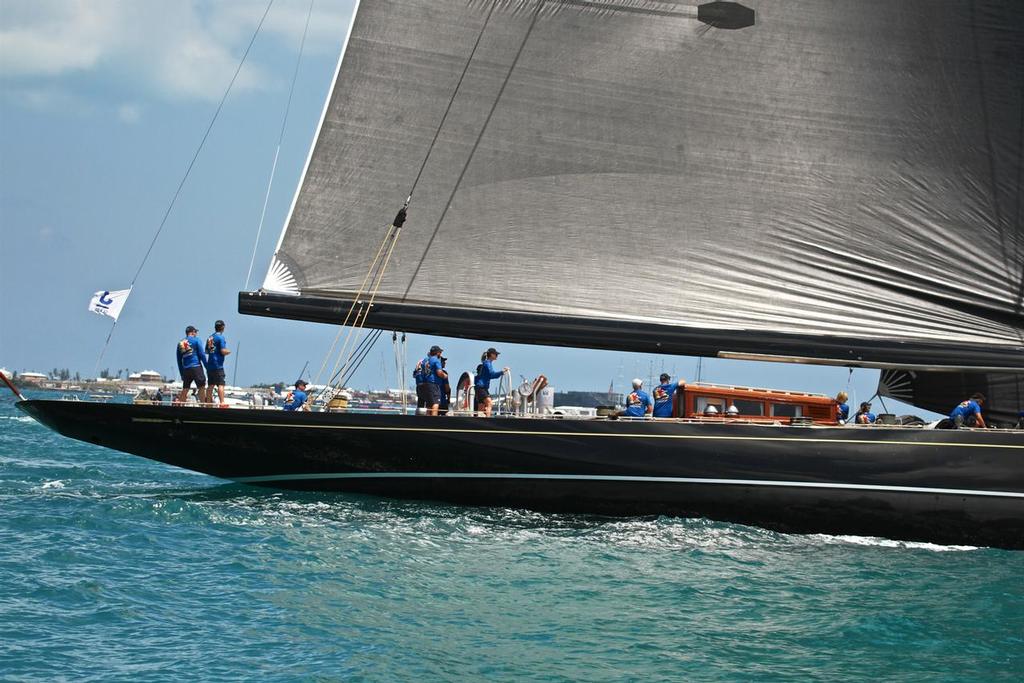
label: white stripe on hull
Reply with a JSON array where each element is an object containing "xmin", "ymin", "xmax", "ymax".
[{"xmin": 230, "ymin": 472, "xmax": 1024, "ymax": 499}]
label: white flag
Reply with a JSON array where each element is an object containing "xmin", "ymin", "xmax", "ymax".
[{"xmin": 88, "ymin": 288, "xmax": 131, "ymax": 321}]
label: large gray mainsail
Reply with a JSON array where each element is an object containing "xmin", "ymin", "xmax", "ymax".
[{"xmin": 245, "ymin": 0, "xmax": 1024, "ymax": 370}]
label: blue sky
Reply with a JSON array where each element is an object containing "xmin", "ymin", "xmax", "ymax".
[{"xmin": 0, "ymin": 0, "xmax": 932, "ymax": 415}]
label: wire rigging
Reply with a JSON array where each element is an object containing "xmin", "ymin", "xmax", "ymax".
[
  {"xmin": 94, "ymin": 0, "xmax": 276, "ymax": 376},
  {"xmin": 311, "ymin": 5, "xmax": 503, "ymax": 399},
  {"xmin": 245, "ymin": 0, "xmax": 315, "ymax": 291},
  {"xmin": 401, "ymin": 0, "xmax": 544, "ymax": 300}
]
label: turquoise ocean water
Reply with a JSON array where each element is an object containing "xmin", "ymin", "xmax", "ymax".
[{"xmin": 2, "ymin": 393, "xmax": 1022, "ymax": 681}]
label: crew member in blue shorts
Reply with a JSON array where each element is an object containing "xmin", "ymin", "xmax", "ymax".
[
  {"xmin": 623, "ymin": 378, "xmax": 653, "ymax": 417},
  {"xmin": 652, "ymin": 373, "xmax": 685, "ymax": 418},
  {"xmin": 853, "ymin": 401, "xmax": 875, "ymax": 424},
  {"xmin": 283, "ymin": 380, "xmax": 309, "ymax": 411},
  {"xmin": 474, "ymin": 347, "xmax": 508, "ymax": 417},
  {"xmin": 203, "ymin": 319, "xmax": 231, "ymax": 406},
  {"xmin": 948, "ymin": 393, "xmax": 986, "ymax": 429},
  {"xmin": 175, "ymin": 325, "xmax": 206, "ymax": 404}
]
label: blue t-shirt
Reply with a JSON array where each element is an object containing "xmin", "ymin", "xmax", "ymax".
[
  {"xmin": 855, "ymin": 411, "xmax": 876, "ymax": 424},
  {"xmin": 475, "ymin": 359, "xmax": 504, "ymax": 390},
  {"xmin": 176, "ymin": 335, "xmax": 205, "ymax": 371},
  {"xmin": 413, "ymin": 358, "xmax": 427, "ymax": 385},
  {"xmin": 837, "ymin": 403, "xmax": 850, "ymax": 422},
  {"xmin": 204, "ymin": 332, "xmax": 228, "ymax": 370},
  {"xmin": 624, "ymin": 389, "xmax": 652, "ymax": 417},
  {"xmin": 283, "ymin": 389, "xmax": 307, "ymax": 411},
  {"xmin": 651, "ymin": 383, "xmax": 678, "ymax": 418},
  {"xmin": 949, "ymin": 399, "xmax": 981, "ymax": 422},
  {"xmin": 427, "ymin": 356, "xmax": 445, "ymax": 385}
]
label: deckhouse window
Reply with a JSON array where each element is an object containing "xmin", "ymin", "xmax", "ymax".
[
  {"xmin": 732, "ymin": 399, "xmax": 764, "ymax": 416},
  {"xmin": 695, "ymin": 396, "xmax": 725, "ymax": 414},
  {"xmin": 770, "ymin": 403, "xmax": 803, "ymax": 418}
]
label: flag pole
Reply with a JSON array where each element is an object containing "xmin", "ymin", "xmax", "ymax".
[{"xmin": 94, "ymin": 318, "xmax": 118, "ymax": 379}]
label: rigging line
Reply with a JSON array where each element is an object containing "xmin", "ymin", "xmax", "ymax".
[
  {"xmin": 316, "ymin": 225, "xmax": 400, "ymax": 398},
  {"xmin": 313, "ymin": 223, "xmax": 396, "ymax": 385},
  {"xmin": 343, "ymin": 330, "xmax": 384, "ymax": 386},
  {"xmin": 405, "ymin": 0, "xmax": 498, "ymax": 201},
  {"xmin": 245, "ymin": 0, "xmax": 315, "ymax": 291},
  {"xmin": 338, "ymin": 329, "xmax": 385, "ymax": 388},
  {"xmin": 93, "ymin": 0, "xmax": 274, "ymax": 377},
  {"xmin": 134, "ymin": 0, "xmax": 275, "ymax": 288},
  {"xmin": 317, "ymin": 327, "xmax": 374, "ymax": 400},
  {"xmin": 329, "ymin": 226, "xmax": 403, "ymax": 392},
  {"xmin": 401, "ymin": 0, "xmax": 545, "ymax": 300}
]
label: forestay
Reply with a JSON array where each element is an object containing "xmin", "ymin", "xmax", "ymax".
[{"xmin": 249, "ymin": 0, "xmax": 1024, "ymax": 369}]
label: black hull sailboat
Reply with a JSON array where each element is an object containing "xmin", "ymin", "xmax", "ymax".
[
  {"xmin": 19, "ymin": 400, "xmax": 1024, "ymax": 549},
  {"xmin": 21, "ymin": 1, "xmax": 1024, "ymax": 549}
]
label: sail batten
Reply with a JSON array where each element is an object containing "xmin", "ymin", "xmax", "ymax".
[{"xmin": 252, "ymin": 0, "xmax": 1024, "ymax": 368}]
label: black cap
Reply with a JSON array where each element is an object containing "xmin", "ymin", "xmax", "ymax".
[
  {"xmin": 185, "ymin": 325, "xmax": 198, "ymax": 334},
  {"xmin": 659, "ymin": 373, "xmax": 670, "ymax": 382},
  {"xmin": 430, "ymin": 345, "xmax": 443, "ymax": 354},
  {"xmin": 295, "ymin": 379, "xmax": 308, "ymax": 388},
  {"xmin": 214, "ymin": 319, "xmax": 225, "ymax": 330},
  {"xmin": 440, "ymin": 356, "xmax": 447, "ymax": 363},
  {"xmin": 486, "ymin": 347, "xmax": 500, "ymax": 356},
  {"xmin": 860, "ymin": 401, "xmax": 871, "ymax": 410}
]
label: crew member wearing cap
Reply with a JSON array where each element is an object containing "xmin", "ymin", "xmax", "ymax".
[
  {"xmin": 853, "ymin": 401, "xmax": 876, "ymax": 424},
  {"xmin": 623, "ymin": 378, "xmax": 653, "ymax": 417},
  {"xmin": 175, "ymin": 325, "xmax": 207, "ymax": 405},
  {"xmin": 948, "ymin": 393, "xmax": 986, "ymax": 429},
  {"xmin": 474, "ymin": 347, "xmax": 508, "ymax": 417},
  {"xmin": 416, "ymin": 345, "xmax": 446, "ymax": 416},
  {"xmin": 203, "ymin": 319, "xmax": 231, "ymax": 406},
  {"xmin": 283, "ymin": 380, "xmax": 309, "ymax": 411},
  {"xmin": 651, "ymin": 373, "xmax": 685, "ymax": 418}
]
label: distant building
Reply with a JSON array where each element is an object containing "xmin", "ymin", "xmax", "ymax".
[
  {"xmin": 19, "ymin": 372, "xmax": 48, "ymax": 384},
  {"xmin": 128, "ymin": 370, "xmax": 163, "ymax": 383}
]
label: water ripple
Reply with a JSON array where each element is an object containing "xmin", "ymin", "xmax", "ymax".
[{"xmin": 1, "ymin": 395, "xmax": 1022, "ymax": 680}]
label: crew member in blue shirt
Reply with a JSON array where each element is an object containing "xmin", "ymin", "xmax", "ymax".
[
  {"xmin": 203, "ymin": 319, "xmax": 231, "ymax": 406},
  {"xmin": 623, "ymin": 378, "xmax": 653, "ymax": 417},
  {"xmin": 283, "ymin": 380, "xmax": 309, "ymax": 411},
  {"xmin": 949, "ymin": 393, "xmax": 986, "ymax": 429},
  {"xmin": 474, "ymin": 347, "xmax": 508, "ymax": 417},
  {"xmin": 835, "ymin": 391, "xmax": 850, "ymax": 424},
  {"xmin": 853, "ymin": 401, "xmax": 875, "ymax": 424},
  {"xmin": 413, "ymin": 353, "xmax": 429, "ymax": 411},
  {"xmin": 175, "ymin": 325, "xmax": 206, "ymax": 404},
  {"xmin": 415, "ymin": 345, "xmax": 446, "ymax": 416},
  {"xmin": 439, "ymin": 356, "xmax": 451, "ymax": 415},
  {"xmin": 652, "ymin": 373, "xmax": 685, "ymax": 418}
]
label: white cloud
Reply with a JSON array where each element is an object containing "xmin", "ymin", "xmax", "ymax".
[
  {"xmin": 0, "ymin": 0, "xmax": 353, "ymax": 102},
  {"xmin": 117, "ymin": 103, "xmax": 141, "ymax": 124}
]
